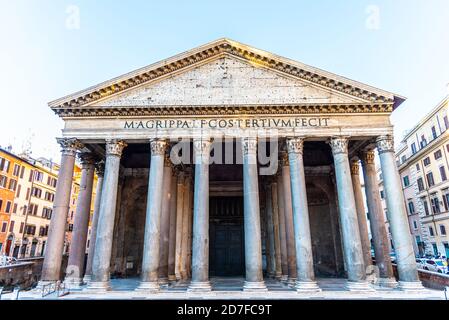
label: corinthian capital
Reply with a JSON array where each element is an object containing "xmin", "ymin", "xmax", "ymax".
[
  {"xmin": 361, "ymin": 150, "xmax": 375, "ymax": 165},
  {"xmin": 376, "ymin": 135, "xmax": 394, "ymax": 154},
  {"xmin": 150, "ymin": 139, "xmax": 167, "ymax": 156},
  {"xmin": 193, "ymin": 138, "xmax": 212, "ymax": 157},
  {"xmin": 57, "ymin": 138, "xmax": 84, "ymax": 156},
  {"xmin": 279, "ymin": 151, "xmax": 289, "ymax": 167},
  {"xmin": 328, "ymin": 137, "xmax": 348, "ymax": 155},
  {"xmin": 95, "ymin": 160, "xmax": 105, "ymax": 177},
  {"xmin": 350, "ymin": 161, "xmax": 360, "ymax": 175},
  {"xmin": 106, "ymin": 139, "xmax": 127, "ymax": 157},
  {"xmin": 286, "ymin": 137, "xmax": 304, "ymax": 155},
  {"xmin": 78, "ymin": 153, "xmax": 96, "ymax": 169},
  {"xmin": 242, "ymin": 137, "xmax": 258, "ymax": 155}
]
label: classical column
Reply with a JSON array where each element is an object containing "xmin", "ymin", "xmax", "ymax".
[
  {"xmin": 187, "ymin": 181, "xmax": 194, "ymax": 278},
  {"xmin": 174, "ymin": 172, "xmax": 185, "ymax": 280},
  {"xmin": 242, "ymin": 137, "xmax": 267, "ymax": 291},
  {"xmin": 168, "ymin": 169, "xmax": 178, "ymax": 282},
  {"xmin": 188, "ymin": 138, "xmax": 212, "ymax": 292},
  {"xmin": 329, "ymin": 137, "xmax": 372, "ymax": 291},
  {"xmin": 350, "ymin": 160, "xmax": 373, "ymax": 271},
  {"xmin": 276, "ymin": 172, "xmax": 289, "ymax": 281},
  {"xmin": 136, "ymin": 139, "xmax": 166, "ymax": 292},
  {"xmin": 270, "ymin": 181, "xmax": 282, "ymax": 280},
  {"xmin": 83, "ymin": 161, "xmax": 105, "ymax": 284},
  {"xmin": 65, "ymin": 153, "xmax": 95, "ymax": 286},
  {"xmin": 87, "ymin": 140, "xmax": 127, "ymax": 291},
  {"xmin": 376, "ymin": 135, "xmax": 424, "ymax": 291},
  {"xmin": 40, "ymin": 138, "xmax": 83, "ymax": 285},
  {"xmin": 287, "ymin": 138, "xmax": 321, "ymax": 292},
  {"xmin": 281, "ymin": 152, "xmax": 297, "ymax": 284},
  {"xmin": 265, "ymin": 182, "xmax": 276, "ymax": 278},
  {"xmin": 158, "ymin": 155, "xmax": 172, "ymax": 285},
  {"xmin": 360, "ymin": 150, "xmax": 397, "ymax": 287},
  {"xmin": 180, "ymin": 169, "xmax": 192, "ymax": 280}
]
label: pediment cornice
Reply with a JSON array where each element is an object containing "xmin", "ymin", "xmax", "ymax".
[{"xmin": 49, "ymin": 38, "xmax": 404, "ymax": 114}]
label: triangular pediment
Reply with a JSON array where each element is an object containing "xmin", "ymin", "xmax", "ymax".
[
  {"xmin": 89, "ymin": 56, "xmax": 368, "ymax": 107},
  {"xmin": 49, "ymin": 38, "xmax": 404, "ymax": 116}
]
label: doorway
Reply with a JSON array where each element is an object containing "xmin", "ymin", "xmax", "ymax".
[{"xmin": 209, "ymin": 196, "xmax": 245, "ymax": 277}]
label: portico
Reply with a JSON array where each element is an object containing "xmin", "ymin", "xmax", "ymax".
[{"xmin": 40, "ymin": 38, "xmax": 424, "ymax": 295}]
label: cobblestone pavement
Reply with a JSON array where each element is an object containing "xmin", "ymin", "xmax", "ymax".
[{"xmin": 4, "ymin": 277, "xmax": 446, "ymax": 300}]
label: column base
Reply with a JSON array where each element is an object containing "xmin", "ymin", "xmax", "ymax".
[
  {"xmin": 135, "ymin": 281, "xmax": 160, "ymax": 293},
  {"xmin": 64, "ymin": 277, "xmax": 84, "ymax": 289},
  {"xmin": 168, "ymin": 274, "xmax": 177, "ymax": 282},
  {"xmin": 287, "ymin": 277, "xmax": 297, "ymax": 286},
  {"xmin": 377, "ymin": 277, "xmax": 398, "ymax": 288},
  {"xmin": 280, "ymin": 275, "xmax": 288, "ymax": 282},
  {"xmin": 275, "ymin": 273, "xmax": 282, "ymax": 280},
  {"xmin": 84, "ymin": 281, "xmax": 111, "ymax": 293},
  {"xmin": 243, "ymin": 281, "xmax": 268, "ymax": 292},
  {"xmin": 82, "ymin": 274, "xmax": 92, "ymax": 284},
  {"xmin": 346, "ymin": 280, "xmax": 375, "ymax": 292},
  {"xmin": 295, "ymin": 281, "xmax": 321, "ymax": 293},
  {"xmin": 187, "ymin": 281, "xmax": 212, "ymax": 292},
  {"xmin": 158, "ymin": 277, "xmax": 169, "ymax": 285},
  {"xmin": 397, "ymin": 281, "xmax": 425, "ymax": 292},
  {"xmin": 35, "ymin": 280, "xmax": 58, "ymax": 292}
]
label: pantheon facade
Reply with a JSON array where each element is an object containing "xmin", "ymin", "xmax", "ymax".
[{"xmin": 39, "ymin": 39, "xmax": 423, "ymax": 293}]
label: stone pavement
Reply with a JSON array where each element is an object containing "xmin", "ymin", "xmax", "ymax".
[{"xmin": 5, "ymin": 277, "xmax": 447, "ymax": 300}]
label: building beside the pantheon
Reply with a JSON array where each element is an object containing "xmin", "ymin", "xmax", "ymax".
[
  {"xmin": 387, "ymin": 95, "xmax": 449, "ymax": 258},
  {"xmin": 39, "ymin": 39, "xmax": 424, "ymax": 293}
]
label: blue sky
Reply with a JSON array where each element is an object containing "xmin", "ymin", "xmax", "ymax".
[{"xmin": 1, "ymin": 0, "xmax": 448, "ymax": 161}]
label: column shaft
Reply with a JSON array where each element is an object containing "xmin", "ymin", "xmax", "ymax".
[
  {"xmin": 66, "ymin": 154, "xmax": 95, "ymax": 286},
  {"xmin": 83, "ymin": 162, "xmax": 104, "ymax": 283},
  {"xmin": 287, "ymin": 138, "xmax": 320, "ymax": 292},
  {"xmin": 89, "ymin": 140, "xmax": 126, "ymax": 291},
  {"xmin": 281, "ymin": 154, "xmax": 297, "ymax": 283},
  {"xmin": 276, "ymin": 173, "xmax": 289, "ymax": 281},
  {"xmin": 270, "ymin": 182, "xmax": 283, "ymax": 279},
  {"xmin": 350, "ymin": 161, "xmax": 373, "ymax": 270},
  {"xmin": 136, "ymin": 139, "xmax": 166, "ymax": 292},
  {"xmin": 180, "ymin": 172, "xmax": 192, "ymax": 280},
  {"xmin": 361, "ymin": 150, "xmax": 397, "ymax": 287},
  {"xmin": 265, "ymin": 183, "xmax": 276, "ymax": 277},
  {"xmin": 377, "ymin": 136, "xmax": 423, "ymax": 290},
  {"xmin": 188, "ymin": 138, "xmax": 212, "ymax": 291},
  {"xmin": 329, "ymin": 137, "xmax": 372, "ymax": 291},
  {"xmin": 242, "ymin": 137, "xmax": 267, "ymax": 291},
  {"xmin": 41, "ymin": 138, "xmax": 82, "ymax": 283},
  {"xmin": 174, "ymin": 173, "xmax": 185, "ymax": 279},
  {"xmin": 158, "ymin": 159, "xmax": 172, "ymax": 284},
  {"xmin": 168, "ymin": 171, "xmax": 178, "ymax": 281}
]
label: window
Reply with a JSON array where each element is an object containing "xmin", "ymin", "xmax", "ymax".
[
  {"xmin": 16, "ymin": 184, "xmax": 21, "ymax": 198},
  {"xmin": 19, "ymin": 166, "xmax": 24, "ymax": 179},
  {"xmin": 408, "ymin": 201, "xmax": 415, "ymax": 214},
  {"xmin": 421, "ymin": 135, "xmax": 427, "ymax": 148},
  {"xmin": 440, "ymin": 166, "xmax": 447, "ymax": 182},
  {"xmin": 1, "ymin": 222, "xmax": 7, "ymax": 233},
  {"xmin": 380, "ymin": 190, "xmax": 385, "ymax": 199},
  {"xmin": 42, "ymin": 207, "xmax": 52, "ymax": 219},
  {"xmin": 424, "ymin": 157, "xmax": 431, "ymax": 166},
  {"xmin": 28, "ymin": 203, "xmax": 38, "ymax": 216},
  {"xmin": 413, "ymin": 220, "xmax": 418, "ymax": 230},
  {"xmin": 9, "ymin": 221, "xmax": 14, "ymax": 232},
  {"xmin": 0, "ymin": 199, "xmax": 3, "ymax": 211},
  {"xmin": 429, "ymin": 226, "xmax": 435, "ymax": 236},
  {"xmin": 34, "ymin": 171, "xmax": 44, "ymax": 182},
  {"xmin": 403, "ymin": 176, "xmax": 410, "ymax": 187},
  {"xmin": 432, "ymin": 126, "xmax": 437, "ymax": 139},
  {"xmin": 12, "ymin": 203, "xmax": 17, "ymax": 214},
  {"xmin": 431, "ymin": 196, "xmax": 441, "ymax": 214},
  {"xmin": 25, "ymin": 225, "xmax": 36, "ymax": 236},
  {"xmin": 44, "ymin": 192, "xmax": 54, "ymax": 202},
  {"xmin": 423, "ymin": 199, "xmax": 430, "ymax": 216},
  {"xmin": 0, "ymin": 175, "xmax": 7, "ymax": 188},
  {"xmin": 416, "ymin": 163, "xmax": 421, "ymax": 171},
  {"xmin": 31, "ymin": 187, "xmax": 42, "ymax": 198},
  {"xmin": 440, "ymin": 225, "xmax": 447, "ymax": 236},
  {"xmin": 443, "ymin": 192, "xmax": 449, "ymax": 211},
  {"xmin": 401, "ymin": 155, "xmax": 406, "ymax": 163},
  {"xmin": 445, "ymin": 116, "xmax": 449, "ymax": 131},
  {"xmin": 12, "ymin": 164, "xmax": 20, "ymax": 176},
  {"xmin": 435, "ymin": 150, "xmax": 443, "ymax": 160},
  {"xmin": 8, "ymin": 179, "xmax": 17, "ymax": 191},
  {"xmin": 25, "ymin": 188, "xmax": 30, "ymax": 200},
  {"xmin": 28, "ymin": 170, "xmax": 34, "ymax": 182},
  {"xmin": 5, "ymin": 201, "xmax": 11, "ymax": 213},
  {"xmin": 426, "ymin": 172, "xmax": 435, "ymax": 187},
  {"xmin": 47, "ymin": 177, "xmax": 57, "ymax": 188},
  {"xmin": 411, "ymin": 143, "xmax": 417, "ymax": 154},
  {"xmin": 0, "ymin": 158, "xmax": 10, "ymax": 173},
  {"xmin": 68, "ymin": 224, "xmax": 74, "ymax": 232},
  {"xmin": 19, "ymin": 222, "xmax": 24, "ymax": 233}
]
